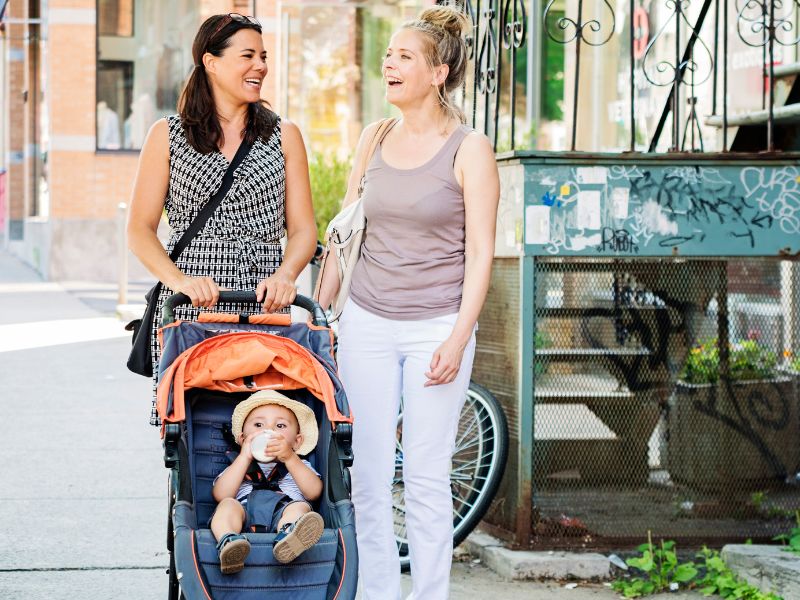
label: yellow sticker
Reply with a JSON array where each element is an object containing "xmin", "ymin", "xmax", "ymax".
[
  {"xmin": 796, "ymin": 175, "xmax": 800, "ymax": 184},
  {"xmin": 560, "ymin": 184, "xmax": 571, "ymax": 196}
]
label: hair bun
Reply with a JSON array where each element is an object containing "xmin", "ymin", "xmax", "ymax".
[{"xmin": 418, "ymin": 5, "xmax": 469, "ymax": 37}]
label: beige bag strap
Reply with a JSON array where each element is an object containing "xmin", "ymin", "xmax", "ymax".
[
  {"xmin": 313, "ymin": 118, "xmax": 397, "ymax": 314},
  {"xmin": 356, "ymin": 117, "xmax": 397, "ymax": 197}
]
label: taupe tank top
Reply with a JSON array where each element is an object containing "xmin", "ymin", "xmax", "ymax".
[{"xmin": 348, "ymin": 125, "xmax": 472, "ymax": 320}]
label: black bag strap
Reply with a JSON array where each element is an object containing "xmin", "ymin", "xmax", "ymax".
[
  {"xmin": 169, "ymin": 139, "xmax": 252, "ymax": 263},
  {"xmin": 145, "ymin": 140, "xmax": 252, "ymax": 304}
]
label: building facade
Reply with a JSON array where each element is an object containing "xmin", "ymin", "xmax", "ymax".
[{"xmin": 1, "ymin": 0, "xmax": 428, "ymax": 280}]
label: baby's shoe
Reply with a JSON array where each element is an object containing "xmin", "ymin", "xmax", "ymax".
[
  {"xmin": 216, "ymin": 533, "xmax": 250, "ymax": 574},
  {"xmin": 273, "ymin": 512, "xmax": 324, "ymax": 564}
]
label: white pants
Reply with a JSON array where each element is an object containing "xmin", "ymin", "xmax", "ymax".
[{"xmin": 337, "ymin": 299, "xmax": 476, "ymax": 600}]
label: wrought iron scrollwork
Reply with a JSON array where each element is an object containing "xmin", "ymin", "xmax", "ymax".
[
  {"xmin": 644, "ymin": 0, "xmax": 715, "ymax": 152},
  {"xmin": 736, "ymin": 0, "xmax": 800, "ymax": 151},
  {"xmin": 642, "ymin": 1, "xmax": 714, "ymax": 88},
  {"xmin": 543, "ymin": 0, "xmax": 616, "ymax": 150},
  {"xmin": 477, "ymin": 4, "xmax": 499, "ymax": 96},
  {"xmin": 502, "ymin": 0, "xmax": 526, "ymax": 49},
  {"xmin": 458, "ymin": 0, "xmax": 526, "ymax": 151},
  {"xmin": 736, "ymin": 0, "xmax": 800, "ymax": 47},
  {"xmin": 502, "ymin": 0, "xmax": 526, "ymax": 149}
]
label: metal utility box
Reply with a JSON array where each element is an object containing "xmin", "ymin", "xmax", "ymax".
[{"xmin": 474, "ymin": 153, "xmax": 800, "ymax": 548}]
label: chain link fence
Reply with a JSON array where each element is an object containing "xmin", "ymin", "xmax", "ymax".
[{"xmin": 531, "ymin": 257, "xmax": 800, "ymax": 548}]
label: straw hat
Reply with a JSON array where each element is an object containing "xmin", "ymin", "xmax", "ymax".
[{"xmin": 231, "ymin": 390, "xmax": 318, "ymax": 456}]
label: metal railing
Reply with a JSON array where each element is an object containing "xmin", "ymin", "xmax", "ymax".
[{"xmin": 453, "ymin": 0, "xmax": 800, "ymax": 153}]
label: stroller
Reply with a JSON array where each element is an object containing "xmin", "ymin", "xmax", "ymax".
[{"xmin": 155, "ymin": 291, "xmax": 357, "ymax": 599}]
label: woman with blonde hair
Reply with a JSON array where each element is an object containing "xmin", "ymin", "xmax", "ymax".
[{"xmin": 318, "ymin": 5, "xmax": 500, "ymax": 598}]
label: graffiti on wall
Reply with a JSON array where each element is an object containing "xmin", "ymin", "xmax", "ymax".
[{"xmin": 525, "ymin": 164, "xmax": 800, "ymax": 256}]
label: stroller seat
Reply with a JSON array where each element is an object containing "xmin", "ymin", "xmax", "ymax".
[
  {"xmin": 158, "ymin": 294, "xmax": 357, "ymax": 600},
  {"xmin": 182, "ymin": 390, "xmax": 340, "ymax": 598}
]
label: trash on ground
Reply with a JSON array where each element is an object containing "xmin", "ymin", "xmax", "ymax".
[{"xmin": 608, "ymin": 553, "xmax": 628, "ymax": 570}]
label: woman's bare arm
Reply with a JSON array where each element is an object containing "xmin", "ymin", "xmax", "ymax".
[
  {"xmin": 127, "ymin": 119, "xmax": 221, "ymax": 307},
  {"xmin": 257, "ymin": 119, "xmax": 317, "ymax": 312}
]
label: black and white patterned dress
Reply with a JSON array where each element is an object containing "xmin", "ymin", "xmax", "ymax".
[{"xmin": 149, "ymin": 115, "xmax": 286, "ymax": 425}]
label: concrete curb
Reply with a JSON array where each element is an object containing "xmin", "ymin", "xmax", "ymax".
[
  {"xmin": 722, "ymin": 544, "xmax": 800, "ymax": 600},
  {"xmin": 462, "ymin": 531, "xmax": 611, "ymax": 581}
]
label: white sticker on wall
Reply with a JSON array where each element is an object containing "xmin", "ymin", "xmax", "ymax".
[
  {"xmin": 525, "ymin": 205, "xmax": 551, "ymax": 244},
  {"xmin": 576, "ymin": 167, "xmax": 608, "ymax": 185},
  {"xmin": 612, "ymin": 187, "xmax": 630, "ymax": 219},
  {"xmin": 569, "ymin": 233, "xmax": 602, "ymax": 251},
  {"xmin": 576, "ymin": 190, "xmax": 602, "ymax": 229}
]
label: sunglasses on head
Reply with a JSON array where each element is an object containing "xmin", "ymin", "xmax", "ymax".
[{"xmin": 210, "ymin": 13, "xmax": 261, "ymax": 39}]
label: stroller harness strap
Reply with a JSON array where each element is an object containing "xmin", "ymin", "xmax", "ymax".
[{"xmin": 224, "ymin": 449, "xmax": 288, "ymax": 492}]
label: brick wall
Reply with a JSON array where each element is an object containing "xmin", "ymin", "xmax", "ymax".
[{"xmin": 6, "ymin": 0, "xmax": 26, "ymax": 233}]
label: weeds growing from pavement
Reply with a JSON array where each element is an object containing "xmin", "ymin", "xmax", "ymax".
[
  {"xmin": 611, "ymin": 532, "xmax": 783, "ymax": 599},
  {"xmin": 772, "ymin": 511, "xmax": 800, "ymax": 557}
]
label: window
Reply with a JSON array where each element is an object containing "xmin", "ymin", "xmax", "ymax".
[
  {"xmin": 96, "ymin": 0, "xmax": 231, "ymax": 150},
  {"xmin": 97, "ymin": 61, "xmax": 132, "ymax": 150}
]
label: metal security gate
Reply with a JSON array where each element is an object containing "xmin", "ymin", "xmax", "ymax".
[
  {"xmin": 518, "ymin": 157, "xmax": 800, "ymax": 549},
  {"xmin": 531, "ymin": 256, "xmax": 799, "ymax": 547},
  {"xmin": 471, "ymin": 155, "xmax": 800, "ymax": 549}
]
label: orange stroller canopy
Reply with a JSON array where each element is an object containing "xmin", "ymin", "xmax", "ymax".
[{"xmin": 156, "ymin": 330, "xmax": 352, "ymax": 427}]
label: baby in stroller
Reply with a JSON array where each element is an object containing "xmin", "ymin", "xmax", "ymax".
[{"xmin": 212, "ymin": 390, "xmax": 325, "ymax": 573}]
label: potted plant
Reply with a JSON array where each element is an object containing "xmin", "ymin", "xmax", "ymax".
[{"xmin": 668, "ymin": 338, "xmax": 799, "ymax": 489}]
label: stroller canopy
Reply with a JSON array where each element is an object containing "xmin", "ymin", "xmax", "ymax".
[{"xmin": 156, "ymin": 318, "xmax": 352, "ymax": 428}]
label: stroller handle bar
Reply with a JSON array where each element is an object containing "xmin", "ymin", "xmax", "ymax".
[{"xmin": 161, "ymin": 292, "xmax": 329, "ymax": 328}]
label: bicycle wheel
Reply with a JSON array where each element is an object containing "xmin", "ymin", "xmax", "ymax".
[{"xmin": 393, "ymin": 381, "xmax": 509, "ymax": 572}]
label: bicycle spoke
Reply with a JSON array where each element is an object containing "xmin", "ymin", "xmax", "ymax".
[
  {"xmin": 452, "ymin": 479, "xmax": 486, "ymax": 497},
  {"xmin": 451, "ymin": 495, "xmax": 476, "ymax": 512},
  {"xmin": 454, "ymin": 436, "xmax": 494, "ymax": 454},
  {"xmin": 450, "ymin": 456, "xmax": 482, "ymax": 472},
  {"xmin": 455, "ymin": 412, "xmax": 479, "ymax": 448}
]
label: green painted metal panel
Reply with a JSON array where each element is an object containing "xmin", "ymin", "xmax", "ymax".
[
  {"xmin": 520, "ymin": 158, "xmax": 800, "ymax": 257},
  {"xmin": 517, "ymin": 255, "xmax": 536, "ymax": 544}
]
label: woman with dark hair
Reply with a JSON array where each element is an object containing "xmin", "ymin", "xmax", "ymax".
[
  {"xmin": 317, "ymin": 5, "xmax": 499, "ymax": 599},
  {"xmin": 128, "ymin": 13, "xmax": 317, "ymax": 425}
]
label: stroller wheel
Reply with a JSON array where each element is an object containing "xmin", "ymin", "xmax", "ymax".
[{"xmin": 393, "ymin": 381, "xmax": 509, "ymax": 572}]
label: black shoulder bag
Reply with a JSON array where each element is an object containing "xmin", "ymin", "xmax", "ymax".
[{"xmin": 125, "ymin": 140, "xmax": 252, "ymax": 377}]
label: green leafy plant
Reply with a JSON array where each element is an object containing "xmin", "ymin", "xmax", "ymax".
[
  {"xmin": 308, "ymin": 151, "xmax": 352, "ymax": 241},
  {"xmin": 613, "ymin": 537, "xmax": 783, "ymax": 599},
  {"xmin": 680, "ymin": 339, "xmax": 778, "ymax": 384},
  {"xmin": 773, "ymin": 511, "xmax": 800, "ymax": 557},
  {"xmin": 695, "ymin": 547, "xmax": 782, "ymax": 599},
  {"xmin": 611, "ymin": 533, "xmax": 698, "ymax": 598}
]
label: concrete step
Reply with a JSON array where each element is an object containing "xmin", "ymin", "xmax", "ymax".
[
  {"xmin": 774, "ymin": 62, "xmax": 800, "ymax": 78},
  {"xmin": 462, "ymin": 531, "xmax": 611, "ymax": 581},
  {"xmin": 707, "ymin": 103, "xmax": 800, "ymax": 127},
  {"xmin": 721, "ymin": 544, "xmax": 800, "ymax": 600}
]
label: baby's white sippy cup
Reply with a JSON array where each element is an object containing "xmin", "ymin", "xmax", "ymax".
[{"xmin": 250, "ymin": 430, "xmax": 276, "ymax": 463}]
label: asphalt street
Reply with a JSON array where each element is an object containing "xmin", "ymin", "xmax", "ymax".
[{"xmin": 0, "ymin": 250, "xmax": 705, "ymax": 599}]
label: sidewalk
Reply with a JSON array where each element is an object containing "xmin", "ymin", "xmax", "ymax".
[{"xmin": 0, "ymin": 250, "xmax": 704, "ymax": 599}]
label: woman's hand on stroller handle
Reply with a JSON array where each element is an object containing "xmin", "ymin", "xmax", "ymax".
[
  {"xmin": 256, "ymin": 270, "xmax": 297, "ymax": 314},
  {"xmin": 169, "ymin": 275, "xmax": 221, "ymax": 308}
]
